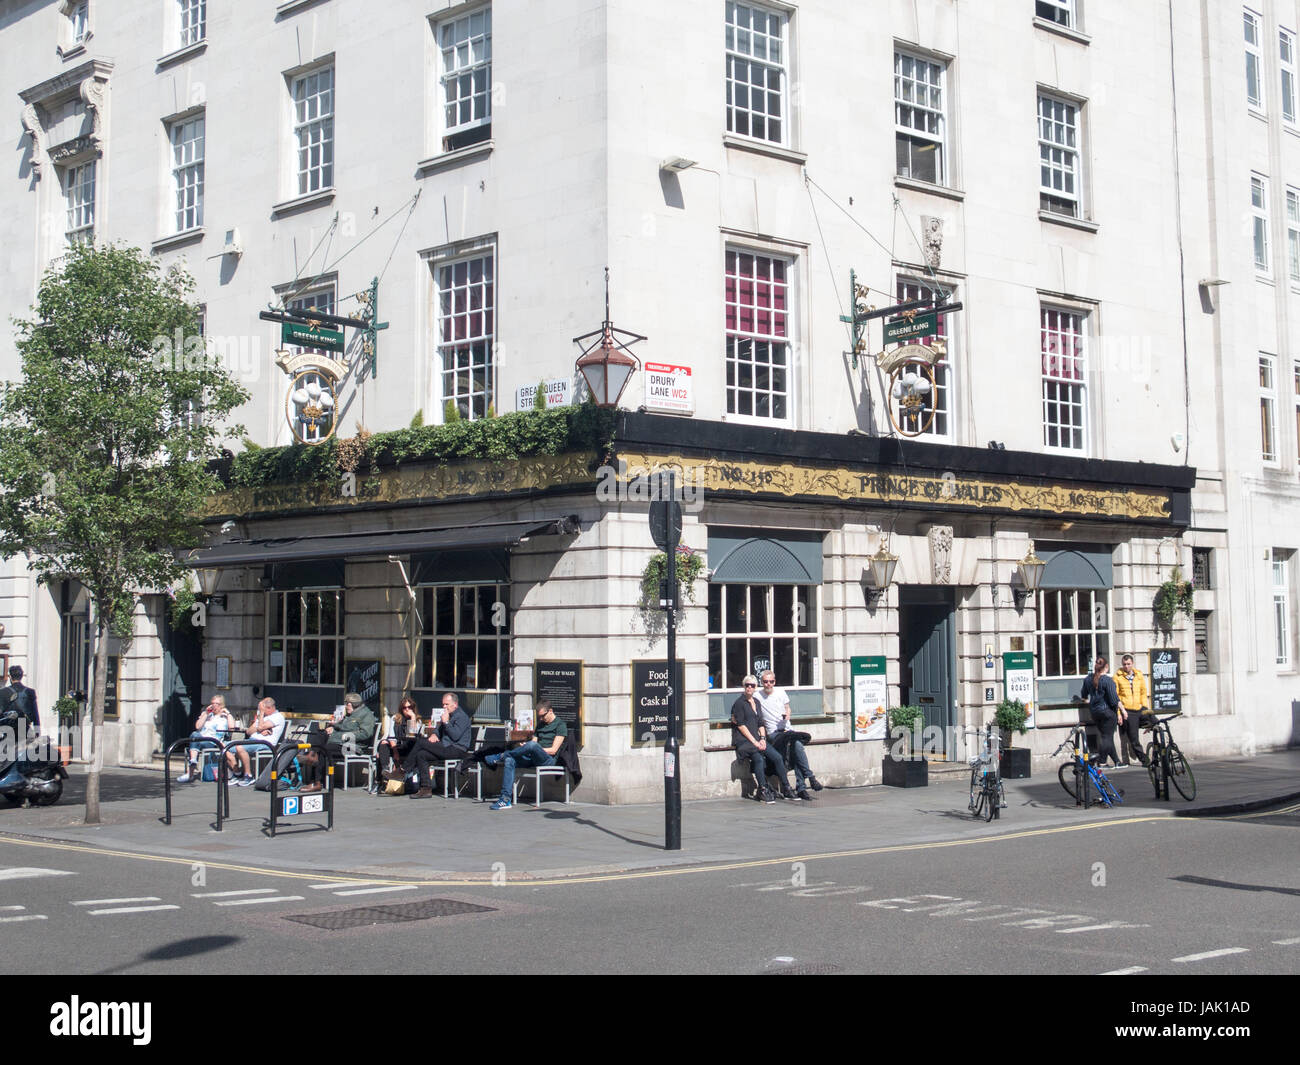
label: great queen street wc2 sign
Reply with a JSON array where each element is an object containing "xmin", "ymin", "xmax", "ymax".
[{"xmin": 644, "ymin": 363, "xmax": 693, "ymax": 414}]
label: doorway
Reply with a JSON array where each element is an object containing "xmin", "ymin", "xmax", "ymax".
[{"xmin": 899, "ymin": 587, "xmax": 956, "ymax": 758}]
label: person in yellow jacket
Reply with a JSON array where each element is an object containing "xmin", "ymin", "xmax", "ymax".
[{"xmin": 1114, "ymin": 654, "xmax": 1150, "ymax": 767}]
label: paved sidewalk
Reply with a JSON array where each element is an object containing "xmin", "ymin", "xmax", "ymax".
[{"xmin": 1, "ymin": 749, "xmax": 1296, "ymax": 882}]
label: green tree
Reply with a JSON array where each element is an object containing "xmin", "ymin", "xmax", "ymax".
[{"xmin": 0, "ymin": 244, "xmax": 249, "ymax": 824}]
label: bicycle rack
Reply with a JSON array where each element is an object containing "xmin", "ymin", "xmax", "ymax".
[
  {"xmin": 163, "ymin": 735, "xmax": 229, "ymax": 828},
  {"xmin": 268, "ymin": 742, "xmax": 334, "ymax": 837}
]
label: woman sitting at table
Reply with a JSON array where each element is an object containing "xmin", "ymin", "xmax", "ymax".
[{"xmin": 377, "ymin": 696, "xmax": 424, "ymax": 785}]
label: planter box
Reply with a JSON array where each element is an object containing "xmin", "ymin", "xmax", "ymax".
[
  {"xmin": 999, "ymin": 747, "xmax": 1032, "ymax": 779},
  {"xmin": 882, "ymin": 756, "xmax": 928, "ymax": 788}
]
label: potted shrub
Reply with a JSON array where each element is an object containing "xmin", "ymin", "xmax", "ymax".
[
  {"xmin": 53, "ymin": 696, "xmax": 79, "ymax": 766},
  {"xmin": 882, "ymin": 704, "xmax": 928, "ymax": 788},
  {"xmin": 994, "ymin": 697, "xmax": 1031, "ymax": 778},
  {"xmin": 1153, "ymin": 566, "xmax": 1194, "ymax": 631}
]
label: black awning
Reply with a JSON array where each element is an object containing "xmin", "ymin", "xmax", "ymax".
[{"xmin": 182, "ymin": 516, "xmax": 579, "ymax": 568}]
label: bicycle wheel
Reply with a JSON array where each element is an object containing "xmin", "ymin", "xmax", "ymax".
[
  {"xmin": 1145, "ymin": 743, "xmax": 1162, "ymax": 798},
  {"xmin": 1094, "ymin": 769, "xmax": 1122, "ymax": 807},
  {"xmin": 981, "ymin": 779, "xmax": 996, "ymax": 821},
  {"xmin": 1058, "ymin": 761, "xmax": 1080, "ymax": 801},
  {"xmin": 1168, "ymin": 745, "xmax": 1197, "ymax": 801},
  {"xmin": 971, "ymin": 777, "xmax": 987, "ymax": 820},
  {"xmin": 969, "ymin": 764, "xmax": 981, "ymax": 812}
]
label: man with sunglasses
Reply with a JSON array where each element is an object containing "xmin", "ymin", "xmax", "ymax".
[
  {"xmin": 755, "ymin": 670, "xmax": 823, "ymax": 800},
  {"xmin": 732, "ymin": 676, "xmax": 792, "ymax": 803}
]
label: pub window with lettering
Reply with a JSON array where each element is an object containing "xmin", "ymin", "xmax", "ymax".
[
  {"xmin": 266, "ymin": 589, "xmax": 345, "ymax": 685},
  {"xmin": 1036, "ymin": 588, "xmax": 1109, "ymax": 678},
  {"xmin": 708, "ymin": 583, "xmax": 819, "ymax": 691}
]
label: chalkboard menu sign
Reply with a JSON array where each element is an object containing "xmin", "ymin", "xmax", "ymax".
[
  {"xmin": 344, "ymin": 658, "xmax": 384, "ymax": 711},
  {"xmin": 631, "ymin": 659, "xmax": 685, "ymax": 747},
  {"xmin": 1148, "ymin": 648, "xmax": 1181, "ymax": 712},
  {"xmin": 533, "ymin": 660, "xmax": 582, "ymax": 747}
]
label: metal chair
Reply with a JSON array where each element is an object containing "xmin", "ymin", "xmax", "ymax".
[
  {"xmin": 512, "ymin": 761, "xmax": 570, "ymax": 808},
  {"xmin": 429, "ymin": 726, "xmax": 480, "ymax": 799},
  {"xmin": 456, "ymin": 725, "xmax": 509, "ymax": 801}
]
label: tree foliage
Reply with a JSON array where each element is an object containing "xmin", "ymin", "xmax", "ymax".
[{"xmin": 0, "ymin": 243, "xmax": 249, "ymax": 821}]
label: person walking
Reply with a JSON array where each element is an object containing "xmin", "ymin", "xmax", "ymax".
[{"xmin": 0, "ymin": 665, "xmax": 40, "ymax": 735}]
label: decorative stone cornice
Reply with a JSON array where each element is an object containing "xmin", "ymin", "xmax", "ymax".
[{"xmin": 18, "ymin": 58, "xmax": 113, "ymax": 180}]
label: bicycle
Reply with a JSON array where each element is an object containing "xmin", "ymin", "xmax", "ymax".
[
  {"xmin": 1054, "ymin": 726, "xmax": 1123, "ymax": 809},
  {"xmin": 966, "ymin": 725, "xmax": 1006, "ymax": 822},
  {"xmin": 1142, "ymin": 713, "xmax": 1197, "ymax": 801}
]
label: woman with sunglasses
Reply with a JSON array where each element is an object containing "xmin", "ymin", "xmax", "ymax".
[{"xmin": 377, "ymin": 696, "xmax": 425, "ymax": 786}]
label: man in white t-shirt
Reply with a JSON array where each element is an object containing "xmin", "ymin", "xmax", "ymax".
[
  {"xmin": 755, "ymin": 671, "xmax": 823, "ymax": 800},
  {"xmin": 227, "ymin": 697, "xmax": 285, "ymax": 787}
]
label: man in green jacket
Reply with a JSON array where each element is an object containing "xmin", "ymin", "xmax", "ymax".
[{"xmin": 325, "ymin": 692, "xmax": 376, "ymax": 753}]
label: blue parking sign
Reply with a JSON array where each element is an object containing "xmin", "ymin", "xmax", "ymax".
[{"xmin": 282, "ymin": 796, "xmax": 299, "ymax": 816}]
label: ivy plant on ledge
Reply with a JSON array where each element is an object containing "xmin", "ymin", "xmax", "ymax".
[
  {"xmin": 1153, "ymin": 565, "xmax": 1194, "ymax": 630},
  {"xmin": 226, "ymin": 405, "xmax": 617, "ymax": 491}
]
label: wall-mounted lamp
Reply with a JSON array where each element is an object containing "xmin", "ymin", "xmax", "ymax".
[
  {"xmin": 193, "ymin": 567, "xmax": 227, "ymax": 611},
  {"xmin": 1012, "ymin": 543, "xmax": 1046, "ymax": 609},
  {"xmin": 861, "ymin": 538, "xmax": 899, "ymax": 606},
  {"xmin": 660, "ymin": 157, "xmax": 697, "ymax": 173}
]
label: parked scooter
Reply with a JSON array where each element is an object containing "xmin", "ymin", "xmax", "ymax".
[{"xmin": 0, "ymin": 710, "xmax": 67, "ymax": 807}]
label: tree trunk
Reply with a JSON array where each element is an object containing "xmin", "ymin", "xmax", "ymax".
[{"xmin": 84, "ymin": 613, "xmax": 109, "ymax": 825}]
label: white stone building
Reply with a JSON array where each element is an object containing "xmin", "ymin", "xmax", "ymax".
[{"xmin": 0, "ymin": 0, "xmax": 1293, "ymax": 801}]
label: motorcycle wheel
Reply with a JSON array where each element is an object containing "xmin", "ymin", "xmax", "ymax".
[
  {"xmin": 28, "ymin": 776, "xmax": 62, "ymax": 807},
  {"xmin": 2, "ymin": 793, "xmax": 23, "ymax": 806}
]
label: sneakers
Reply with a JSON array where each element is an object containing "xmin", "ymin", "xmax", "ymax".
[
  {"xmin": 780, "ymin": 785, "xmax": 798, "ymax": 801},
  {"xmin": 760, "ymin": 788, "xmax": 777, "ymax": 804},
  {"xmin": 176, "ymin": 764, "xmax": 197, "ymax": 784},
  {"xmin": 234, "ymin": 775, "xmax": 255, "ymax": 787},
  {"xmin": 807, "ymin": 776, "xmax": 824, "ymax": 791},
  {"xmin": 489, "ymin": 798, "xmax": 513, "ymax": 811},
  {"xmin": 796, "ymin": 788, "xmax": 813, "ymax": 801}
]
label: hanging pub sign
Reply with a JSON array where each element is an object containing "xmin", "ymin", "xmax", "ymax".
[
  {"xmin": 275, "ymin": 349, "xmax": 348, "ymax": 445},
  {"xmin": 879, "ymin": 342, "xmax": 943, "ymax": 438}
]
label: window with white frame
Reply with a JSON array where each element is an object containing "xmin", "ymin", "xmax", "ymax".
[
  {"xmin": 1282, "ymin": 29, "xmax": 1298, "ymax": 124},
  {"xmin": 416, "ymin": 583, "xmax": 510, "ymax": 692},
  {"xmin": 1036, "ymin": 588, "xmax": 1110, "ymax": 679},
  {"xmin": 896, "ymin": 277, "xmax": 954, "ymax": 437},
  {"xmin": 725, "ymin": 249, "xmax": 791, "ymax": 422},
  {"xmin": 895, "ymin": 50, "xmax": 946, "ymax": 185},
  {"xmin": 177, "ymin": 0, "xmax": 205, "ymax": 48},
  {"xmin": 1252, "ymin": 173, "xmax": 1270, "ymax": 274},
  {"xmin": 1246, "ymin": 8, "xmax": 1264, "ymax": 110},
  {"xmin": 1288, "ymin": 188, "xmax": 1300, "ymax": 282},
  {"xmin": 1261, "ymin": 353, "xmax": 1278, "ymax": 462},
  {"xmin": 266, "ymin": 589, "xmax": 345, "ymax": 686},
  {"xmin": 1041, "ymin": 305, "xmax": 1088, "ymax": 451},
  {"xmin": 1035, "ymin": 0, "xmax": 1074, "ymax": 29},
  {"xmin": 436, "ymin": 252, "xmax": 495, "ymax": 421},
  {"xmin": 1272, "ymin": 549, "xmax": 1291, "ymax": 666},
  {"xmin": 64, "ymin": 1, "xmax": 89, "ymax": 46},
  {"xmin": 437, "ymin": 6, "xmax": 491, "ymax": 152},
  {"xmin": 169, "ymin": 114, "xmax": 204, "ymax": 233},
  {"xmin": 725, "ymin": 1, "xmax": 788, "ymax": 145},
  {"xmin": 708, "ymin": 583, "xmax": 819, "ymax": 691},
  {"xmin": 63, "ymin": 161, "xmax": 95, "ymax": 245},
  {"xmin": 292, "ymin": 66, "xmax": 334, "ymax": 196},
  {"xmin": 1038, "ymin": 92, "xmax": 1081, "ymax": 217}
]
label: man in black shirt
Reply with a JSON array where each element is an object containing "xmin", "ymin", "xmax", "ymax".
[
  {"xmin": 731, "ymin": 675, "xmax": 790, "ymax": 804},
  {"xmin": 409, "ymin": 691, "xmax": 474, "ymax": 798},
  {"xmin": 0, "ymin": 665, "xmax": 40, "ymax": 735}
]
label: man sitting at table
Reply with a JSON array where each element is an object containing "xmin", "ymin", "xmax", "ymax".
[
  {"xmin": 300, "ymin": 692, "xmax": 376, "ymax": 791},
  {"xmin": 227, "ymin": 697, "xmax": 286, "ymax": 786},
  {"xmin": 408, "ymin": 691, "xmax": 473, "ymax": 799},
  {"xmin": 482, "ymin": 700, "xmax": 566, "ymax": 811}
]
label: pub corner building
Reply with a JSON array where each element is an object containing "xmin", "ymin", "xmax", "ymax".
[{"xmin": 9, "ymin": 403, "xmax": 1220, "ymax": 805}]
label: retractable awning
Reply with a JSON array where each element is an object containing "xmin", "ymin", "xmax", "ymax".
[{"xmin": 180, "ymin": 515, "xmax": 580, "ymax": 568}]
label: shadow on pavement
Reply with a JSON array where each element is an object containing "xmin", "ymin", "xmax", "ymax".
[{"xmin": 542, "ymin": 809, "xmax": 663, "ymax": 850}]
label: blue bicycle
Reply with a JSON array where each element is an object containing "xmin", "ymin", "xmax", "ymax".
[{"xmin": 1054, "ymin": 726, "xmax": 1123, "ymax": 809}]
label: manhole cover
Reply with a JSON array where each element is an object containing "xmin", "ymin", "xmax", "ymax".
[{"xmin": 284, "ymin": 898, "xmax": 496, "ymax": 930}]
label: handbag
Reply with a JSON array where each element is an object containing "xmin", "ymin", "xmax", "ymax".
[{"xmin": 384, "ymin": 777, "xmax": 406, "ymax": 795}]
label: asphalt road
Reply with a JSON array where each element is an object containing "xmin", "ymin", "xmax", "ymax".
[{"xmin": 3, "ymin": 801, "xmax": 1296, "ymax": 977}]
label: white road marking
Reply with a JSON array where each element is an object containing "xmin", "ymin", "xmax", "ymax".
[
  {"xmin": 1272, "ymin": 936, "xmax": 1300, "ymax": 945},
  {"xmin": 0, "ymin": 867, "xmax": 76, "ymax": 881},
  {"xmin": 331, "ymin": 885, "xmax": 419, "ymax": 897},
  {"xmin": 0, "ymin": 905, "xmax": 26, "ymax": 911},
  {"xmin": 1057, "ymin": 921, "xmax": 1149, "ymax": 934},
  {"xmin": 1101, "ymin": 966, "xmax": 1148, "ymax": 975},
  {"xmin": 72, "ymin": 897, "xmax": 161, "ymax": 906},
  {"xmin": 86, "ymin": 905, "xmax": 180, "ymax": 916},
  {"xmin": 0, "ymin": 914, "xmax": 48, "ymax": 923},
  {"xmin": 1171, "ymin": 948, "xmax": 1250, "ymax": 963},
  {"xmin": 191, "ymin": 888, "xmax": 280, "ymax": 898},
  {"xmin": 212, "ymin": 895, "xmax": 305, "ymax": 907},
  {"xmin": 310, "ymin": 881, "xmax": 382, "ymax": 890}
]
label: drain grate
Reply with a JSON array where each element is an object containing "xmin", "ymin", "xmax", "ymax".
[{"xmin": 284, "ymin": 898, "xmax": 497, "ymax": 930}]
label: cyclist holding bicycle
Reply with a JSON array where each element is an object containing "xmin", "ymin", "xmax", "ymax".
[
  {"xmin": 1078, "ymin": 655, "xmax": 1122, "ymax": 770},
  {"xmin": 1113, "ymin": 654, "xmax": 1150, "ymax": 768}
]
